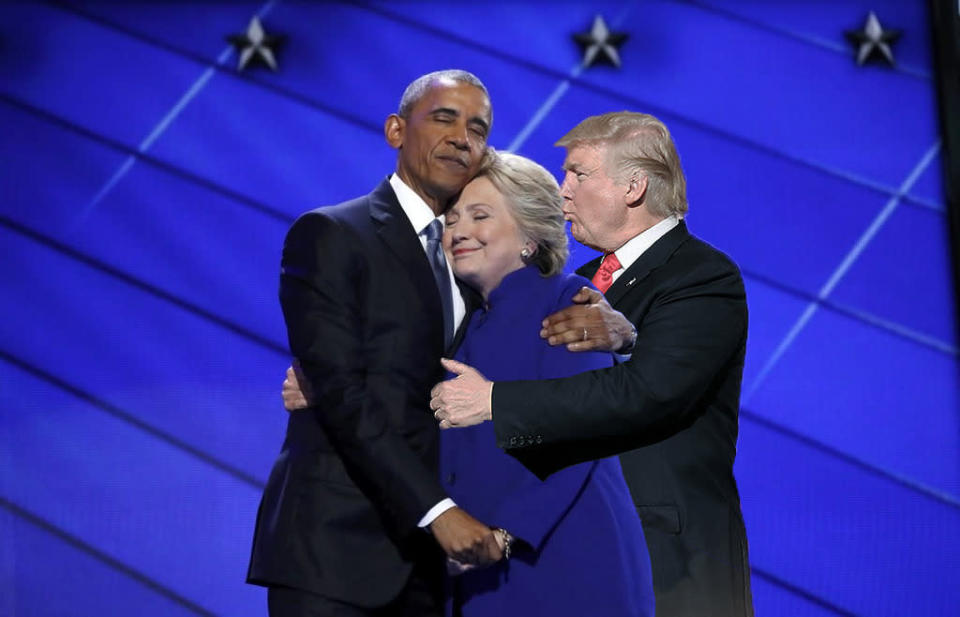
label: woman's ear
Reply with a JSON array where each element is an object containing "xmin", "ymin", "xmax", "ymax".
[{"xmin": 520, "ymin": 239, "xmax": 537, "ymax": 261}]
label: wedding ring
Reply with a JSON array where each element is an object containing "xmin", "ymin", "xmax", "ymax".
[{"xmin": 582, "ymin": 327, "xmax": 588, "ymax": 341}]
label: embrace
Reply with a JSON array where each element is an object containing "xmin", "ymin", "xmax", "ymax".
[{"xmin": 247, "ymin": 70, "xmax": 753, "ymax": 617}]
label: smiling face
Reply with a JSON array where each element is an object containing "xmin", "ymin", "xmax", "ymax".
[
  {"xmin": 385, "ymin": 79, "xmax": 492, "ymax": 215},
  {"xmin": 443, "ymin": 176, "xmax": 531, "ymax": 299}
]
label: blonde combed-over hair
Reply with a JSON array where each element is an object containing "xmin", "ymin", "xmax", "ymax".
[{"xmin": 556, "ymin": 111, "xmax": 688, "ymax": 218}]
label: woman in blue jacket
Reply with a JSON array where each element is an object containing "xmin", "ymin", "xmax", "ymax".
[{"xmin": 440, "ymin": 151, "xmax": 654, "ymax": 617}]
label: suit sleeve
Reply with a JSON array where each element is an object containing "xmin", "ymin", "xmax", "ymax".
[
  {"xmin": 280, "ymin": 212, "xmax": 446, "ymax": 539},
  {"xmin": 492, "ymin": 257, "xmax": 747, "ymax": 475},
  {"xmin": 489, "ymin": 283, "xmax": 614, "ymax": 549}
]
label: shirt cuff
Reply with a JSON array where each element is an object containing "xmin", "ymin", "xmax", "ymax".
[{"xmin": 418, "ymin": 498, "xmax": 457, "ymax": 528}]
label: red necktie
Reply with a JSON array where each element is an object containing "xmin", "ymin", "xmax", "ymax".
[{"xmin": 591, "ymin": 253, "xmax": 622, "ymax": 293}]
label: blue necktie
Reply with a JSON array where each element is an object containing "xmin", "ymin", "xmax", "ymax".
[{"xmin": 424, "ymin": 219, "xmax": 454, "ymax": 349}]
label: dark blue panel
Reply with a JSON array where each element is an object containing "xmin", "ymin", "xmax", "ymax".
[
  {"xmin": 516, "ymin": 84, "xmax": 889, "ymax": 297},
  {"xmin": 0, "ymin": 2, "xmax": 208, "ymax": 148},
  {"xmin": 366, "ymin": 0, "xmax": 633, "ymax": 74},
  {"xmin": 0, "ymin": 101, "xmax": 288, "ymax": 347},
  {"xmin": 71, "ymin": 0, "xmax": 265, "ymax": 62},
  {"xmin": 568, "ymin": 1, "xmax": 937, "ymax": 187},
  {"xmin": 0, "ymin": 102, "xmax": 128, "ymax": 220},
  {"xmin": 741, "ymin": 277, "xmax": 810, "ymax": 394},
  {"xmin": 2, "ymin": 510, "xmax": 199, "ymax": 617},
  {"xmin": 750, "ymin": 573, "xmax": 844, "ymax": 617},
  {"xmin": 908, "ymin": 149, "xmax": 947, "ymax": 208},
  {"xmin": 148, "ymin": 70, "xmax": 398, "ymax": 212},
  {"xmin": 0, "ymin": 509, "xmax": 10, "ymax": 616},
  {"xmin": 737, "ymin": 419, "xmax": 960, "ymax": 616},
  {"xmin": 748, "ymin": 308, "xmax": 960, "ymax": 498},
  {"xmin": 0, "ymin": 360, "xmax": 265, "ymax": 616},
  {"xmin": 830, "ymin": 205, "xmax": 957, "ymax": 347},
  {"xmin": 692, "ymin": 0, "xmax": 934, "ymax": 76},
  {"xmin": 225, "ymin": 1, "xmax": 562, "ymax": 150},
  {"xmin": 0, "ymin": 227, "xmax": 287, "ymax": 482}
]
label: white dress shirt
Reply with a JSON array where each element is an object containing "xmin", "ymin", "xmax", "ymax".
[
  {"xmin": 605, "ymin": 215, "xmax": 679, "ymax": 363},
  {"xmin": 609, "ymin": 215, "xmax": 680, "ymax": 284},
  {"xmin": 389, "ymin": 173, "xmax": 461, "ymax": 528}
]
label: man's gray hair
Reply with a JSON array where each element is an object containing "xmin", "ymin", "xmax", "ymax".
[
  {"xmin": 478, "ymin": 150, "xmax": 568, "ymax": 277},
  {"xmin": 398, "ymin": 69, "xmax": 491, "ymax": 121},
  {"xmin": 556, "ymin": 112, "xmax": 688, "ymax": 218}
]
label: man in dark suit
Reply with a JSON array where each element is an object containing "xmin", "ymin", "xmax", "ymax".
[
  {"xmin": 248, "ymin": 70, "xmax": 505, "ymax": 617},
  {"xmin": 432, "ymin": 112, "xmax": 754, "ymax": 616}
]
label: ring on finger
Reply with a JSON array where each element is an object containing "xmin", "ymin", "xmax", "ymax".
[{"xmin": 582, "ymin": 327, "xmax": 588, "ymax": 341}]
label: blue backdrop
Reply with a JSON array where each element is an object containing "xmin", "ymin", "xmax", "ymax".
[{"xmin": 1, "ymin": 1, "xmax": 957, "ymax": 615}]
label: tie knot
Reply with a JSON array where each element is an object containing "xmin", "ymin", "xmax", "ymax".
[
  {"xmin": 599, "ymin": 253, "xmax": 621, "ymax": 274},
  {"xmin": 424, "ymin": 219, "xmax": 443, "ymax": 243},
  {"xmin": 590, "ymin": 253, "xmax": 621, "ymax": 293}
]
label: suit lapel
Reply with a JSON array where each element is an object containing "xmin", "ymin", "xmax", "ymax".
[
  {"xmin": 600, "ymin": 220, "xmax": 691, "ymax": 306},
  {"xmin": 369, "ymin": 179, "xmax": 445, "ymax": 347},
  {"xmin": 449, "ymin": 280, "xmax": 482, "ymax": 355},
  {"xmin": 576, "ymin": 255, "xmax": 603, "ymax": 281}
]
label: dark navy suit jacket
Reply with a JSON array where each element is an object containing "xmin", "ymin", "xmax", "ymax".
[
  {"xmin": 492, "ymin": 222, "xmax": 753, "ymax": 617},
  {"xmin": 248, "ymin": 179, "xmax": 477, "ymax": 607}
]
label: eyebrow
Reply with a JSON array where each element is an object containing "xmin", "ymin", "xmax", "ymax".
[{"xmin": 429, "ymin": 106, "xmax": 490, "ymax": 134}]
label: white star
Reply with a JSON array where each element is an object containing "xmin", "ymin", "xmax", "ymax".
[
  {"xmin": 845, "ymin": 11, "xmax": 901, "ymax": 66},
  {"xmin": 574, "ymin": 15, "xmax": 628, "ymax": 69},
  {"xmin": 227, "ymin": 16, "xmax": 283, "ymax": 72}
]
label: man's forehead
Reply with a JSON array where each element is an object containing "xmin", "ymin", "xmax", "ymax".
[
  {"xmin": 421, "ymin": 80, "xmax": 489, "ymax": 111},
  {"xmin": 564, "ymin": 143, "xmax": 606, "ymax": 167}
]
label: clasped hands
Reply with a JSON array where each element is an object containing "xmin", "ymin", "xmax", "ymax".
[{"xmin": 429, "ymin": 507, "xmax": 509, "ymax": 575}]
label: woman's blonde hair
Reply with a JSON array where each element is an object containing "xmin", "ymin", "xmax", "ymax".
[{"xmin": 476, "ymin": 150, "xmax": 569, "ymax": 276}]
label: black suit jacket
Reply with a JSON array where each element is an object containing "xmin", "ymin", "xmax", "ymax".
[
  {"xmin": 248, "ymin": 179, "xmax": 477, "ymax": 607},
  {"xmin": 492, "ymin": 221, "xmax": 753, "ymax": 617}
]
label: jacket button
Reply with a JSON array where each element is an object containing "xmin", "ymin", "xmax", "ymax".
[{"xmin": 445, "ymin": 473, "xmax": 456, "ymax": 485}]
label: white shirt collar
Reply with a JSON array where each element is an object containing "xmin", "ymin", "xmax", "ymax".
[
  {"xmin": 611, "ymin": 215, "xmax": 680, "ymax": 277},
  {"xmin": 388, "ymin": 174, "xmax": 467, "ymax": 333},
  {"xmin": 390, "ymin": 173, "xmax": 442, "ymax": 235}
]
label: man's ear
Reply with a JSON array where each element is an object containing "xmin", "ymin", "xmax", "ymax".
[
  {"xmin": 625, "ymin": 174, "xmax": 648, "ymax": 207},
  {"xmin": 385, "ymin": 114, "xmax": 405, "ymax": 149}
]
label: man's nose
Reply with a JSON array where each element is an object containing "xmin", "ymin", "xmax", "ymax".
[
  {"xmin": 447, "ymin": 123, "xmax": 470, "ymax": 150},
  {"xmin": 559, "ymin": 177, "xmax": 574, "ymax": 199}
]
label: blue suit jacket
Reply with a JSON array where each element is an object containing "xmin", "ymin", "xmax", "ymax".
[{"xmin": 441, "ymin": 266, "xmax": 654, "ymax": 617}]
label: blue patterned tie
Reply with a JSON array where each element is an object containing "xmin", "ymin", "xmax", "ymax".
[{"xmin": 424, "ymin": 219, "xmax": 454, "ymax": 349}]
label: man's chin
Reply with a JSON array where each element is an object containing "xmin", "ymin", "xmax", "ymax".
[{"xmin": 567, "ymin": 225, "xmax": 586, "ymax": 244}]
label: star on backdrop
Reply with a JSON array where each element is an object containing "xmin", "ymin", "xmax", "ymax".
[
  {"xmin": 573, "ymin": 15, "xmax": 628, "ymax": 69},
  {"xmin": 226, "ymin": 16, "xmax": 285, "ymax": 72},
  {"xmin": 844, "ymin": 11, "xmax": 901, "ymax": 66}
]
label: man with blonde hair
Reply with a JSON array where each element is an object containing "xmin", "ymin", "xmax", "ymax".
[{"xmin": 433, "ymin": 111, "xmax": 754, "ymax": 617}]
